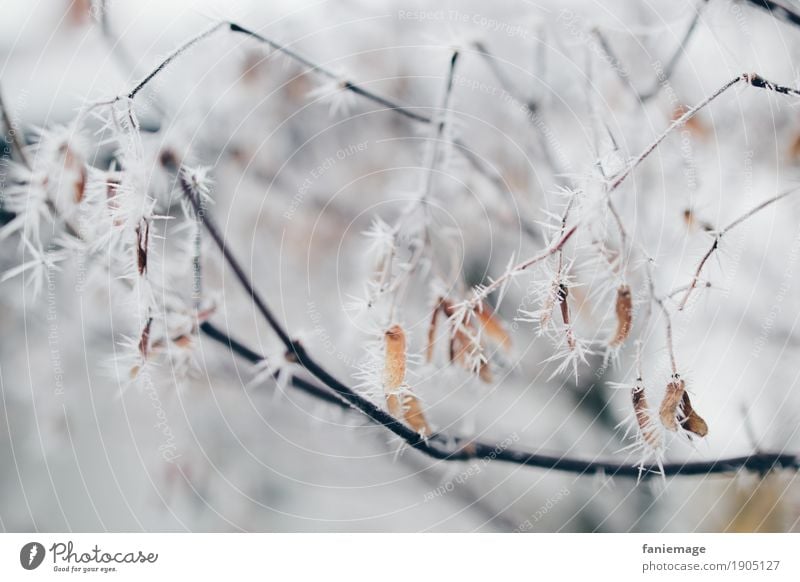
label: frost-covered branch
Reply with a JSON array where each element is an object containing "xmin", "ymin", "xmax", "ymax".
[
  {"xmin": 199, "ymin": 316, "xmax": 799, "ymax": 479},
  {"xmin": 678, "ymin": 187, "xmax": 800, "ymax": 309}
]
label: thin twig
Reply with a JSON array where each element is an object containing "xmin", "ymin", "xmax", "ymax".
[
  {"xmin": 128, "ymin": 22, "xmax": 227, "ymax": 100},
  {"xmin": 744, "ymin": 0, "xmax": 800, "ymax": 28},
  {"xmin": 473, "ymin": 41, "xmax": 572, "ymax": 190},
  {"xmin": 420, "ymin": 50, "xmax": 459, "ymax": 204},
  {"xmin": 465, "ymin": 224, "xmax": 578, "ymax": 310},
  {"xmin": 199, "ymin": 319, "xmax": 798, "ymax": 478},
  {"xmin": 639, "ymin": 1, "xmax": 709, "ymax": 101},
  {"xmin": 125, "ymin": 21, "xmax": 536, "ymax": 242},
  {"xmin": 678, "ymin": 187, "xmax": 800, "ymax": 309},
  {"xmin": 609, "ymin": 73, "xmax": 800, "ymax": 193},
  {"xmin": 591, "ymin": 0, "xmax": 708, "ymax": 103}
]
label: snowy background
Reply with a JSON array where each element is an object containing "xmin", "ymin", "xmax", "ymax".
[{"xmin": 1, "ymin": 0, "xmax": 799, "ymax": 532}]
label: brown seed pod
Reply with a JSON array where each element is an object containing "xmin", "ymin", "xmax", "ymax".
[
  {"xmin": 433, "ymin": 300, "xmax": 494, "ymax": 382},
  {"xmin": 659, "ymin": 377, "xmax": 686, "ymax": 432},
  {"xmin": 474, "ymin": 302, "xmax": 511, "ymax": 351},
  {"xmin": 386, "ymin": 391, "xmax": 431, "ymax": 437},
  {"xmin": 679, "ymin": 392, "xmax": 708, "ymax": 437},
  {"xmin": 136, "ymin": 218, "xmax": 150, "ymax": 276},
  {"xmin": 557, "ymin": 283, "xmax": 570, "ymax": 325},
  {"xmin": 138, "ymin": 318, "xmax": 153, "ymax": 360},
  {"xmin": 383, "ymin": 324, "xmax": 431, "ymax": 436},
  {"xmin": 610, "ymin": 285, "xmax": 633, "ymax": 347},
  {"xmin": 425, "ymin": 300, "xmax": 443, "ymax": 363},
  {"xmin": 632, "ymin": 381, "xmax": 661, "ymax": 450},
  {"xmin": 383, "ymin": 324, "xmax": 406, "ymax": 390},
  {"xmin": 74, "ymin": 165, "xmax": 87, "ymax": 203}
]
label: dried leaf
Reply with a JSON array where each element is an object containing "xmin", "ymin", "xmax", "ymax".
[{"xmin": 632, "ymin": 381, "xmax": 660, "ymax": 450}]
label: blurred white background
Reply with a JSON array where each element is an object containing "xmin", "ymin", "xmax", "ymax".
[{"xmin": 1, "ymin": 0, "xmax": 799, "ymax": 531}]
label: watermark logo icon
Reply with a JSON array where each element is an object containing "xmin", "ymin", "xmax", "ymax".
[{"xmin": 20, "ymin": 542, "xmax": 46, "ymax": 570}]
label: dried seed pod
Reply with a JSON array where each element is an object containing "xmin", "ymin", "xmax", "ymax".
[
  {"xmin": 382, "ymin": 324, "xmax": 431, "ymax": 436},
  {"xmin": 386, "ymin": 391, "xmax": 431, "ymax": 437},
  {"xmin": 478, "ymin": 360, "xmax": 493, "ymax": 383},
  {"xmin": 138, "ymin": 318, "xmax": 153, "ymax": 360},
  {"xmin": 610, "ymin": 285, "xmax": 633, "ymax": 347},
  {"xmin": 659, "ymin": 377, "xmax": 686, "ymax": 432},
  {"xmin": 557, "ymin": 283, "xmax": 570, "ymax": 325},
  {"xmin": 632, "ymin": 380, "xmax": 661, "ymax": 451},
  {"xmin": 74, "ymin": 165, "xmax": 87, "ymax": 203},
  {"xmin": 679, "ymin": 392, "xmax": 708, "ymax": 437},
  {"xmin": 425, "ymin": 301, "xmax": 443, "ymax": 363},
  {"xmin": 136, "ymin": 218, "xmax": 150, "ymax": 276},
  {"xmin": 61, "ymin": 144, "xmax": 87, "ymax": 203},
  {"xmin": 449, "ymin": 326, "xmax": 471, "ymax": 364},
  {"xmin": 449, "ymin": 325, "xmax": 492, "ymax": 383},
  {"xmin": 474, "ymin": 302, "xmax": 511, "ymax": 351},
  {"xmin": 383, "ymin": 324, "xmax": 406, "ymax": 390}
]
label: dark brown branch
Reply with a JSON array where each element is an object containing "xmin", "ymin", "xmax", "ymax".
[
  {"xmin": 124, "ymin": 21, "xmax": 537, "ymax": 241},
  {"xmin": 128, "ymin": 22, "xmax": 227, "ymax": 100},
  {"xmin": 198, "ymin": 318, "xmax": 799, "ymax": 479},
  {"xmin": 183, "ymin": 177, "xmax": 796, "ymax": 479},
  {"xmin": 744, "ymin": 0, "xmax": 800, "ymax": 28}
]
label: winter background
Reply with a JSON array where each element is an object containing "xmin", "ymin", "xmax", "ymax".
[{"xmin": 1, "ymin": 0, "xmax": 799, "ymax": 532}]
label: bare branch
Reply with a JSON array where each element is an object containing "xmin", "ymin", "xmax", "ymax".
[
  {"xmin": 678, "ymin": 187, "xmax": 800, "ymax": 309},
  {"xmin": 609, "ymin": 73, "xmax": 800, "ymax": 193}
]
